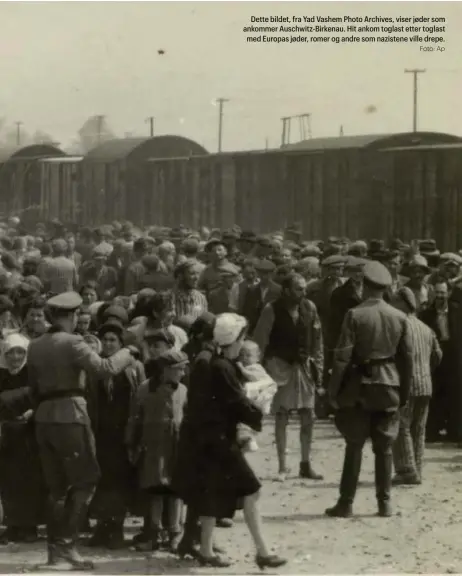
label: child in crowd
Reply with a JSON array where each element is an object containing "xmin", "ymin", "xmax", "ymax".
[
  {"xmin": 127, "ymin": 349, "xmax": 188, "ymax": 553},
  {"xmin": 236, "ymin": 340, "xmax": 277, "ymax": 453}
]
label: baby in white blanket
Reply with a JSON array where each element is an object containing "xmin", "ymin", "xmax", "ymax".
[{"xmin": 236, "ymin": 340, "xmax": 277, "ymax": 453}]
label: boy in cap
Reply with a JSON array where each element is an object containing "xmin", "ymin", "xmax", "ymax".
[
  {"xmin": 327, "ymin": 261, "xmax": 414, "ymax": 518},
  {"xmin": 207, "ymin": 263, "xmax": 240, "ymax": 315},
  {"xmin": 27, "ymin": 291, "xmax": 137, "ymax": 570}
]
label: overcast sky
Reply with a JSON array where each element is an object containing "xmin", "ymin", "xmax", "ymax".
[{"xmin": 1, "ymin": 1, "xmax": 461, "ymax": 152}]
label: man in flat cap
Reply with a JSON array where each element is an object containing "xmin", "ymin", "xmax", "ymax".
[
  {"xmin": 123, "ymin": 237, "xmax": 149, "ymax": 296},
  {"xmin": 42, "ymin": 239, "xmax": 78, "ymax": 296},
  {"xmin": 391, "ymin": 287, "xmax": 442, "ymax": 485},
  {"xmin": 241, "ymin": 259, "xmax": 281, "ymax": 336},
  {"xmin": 326, "ymin": 261, "xmax": 413, "ymax": 518},
  {"xmin": 198, "ymin": 239, "xmax": 231, "ymax": 295},
  {"xmin": 207, "ymin": 262, "xmax": 240, "ymax": 315},
  {"xmin": 404, "ymin": 255, "xmax": 433, "ymax": 313},
  {"xmin": 80, "ymin": 245, "xmax": 118, "ymax": 301},
  {"xmin": 27, "ymin": 291, "xmax": 136, "ymax": 569}
]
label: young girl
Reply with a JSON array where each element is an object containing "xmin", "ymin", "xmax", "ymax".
[
  {"xmin": 236, "ymin": 340, "xmax": 277, "ymax": 453},
  {"xmin": 127, "ymin": 349, "xmax": 188, "ymax": 553}
]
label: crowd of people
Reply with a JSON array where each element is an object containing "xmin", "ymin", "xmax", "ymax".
[{"xmin": 0, "ymin": 216, "xmax": 460, "ymax": 570}]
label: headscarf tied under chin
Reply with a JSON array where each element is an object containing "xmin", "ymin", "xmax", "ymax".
[
  {"xmin": 1, "ymin": 332, "xmax": 29, "ymax": 374},
  {"xmin": 213, "ymin": 313, "xmax": 248, "ymax": 347}
]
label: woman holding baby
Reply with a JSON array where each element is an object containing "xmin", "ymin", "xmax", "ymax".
[{"xmin": 174, "ymin": 312, "xmax": 286, "ymax": 569}]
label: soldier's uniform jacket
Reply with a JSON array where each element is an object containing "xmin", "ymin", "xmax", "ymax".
[
  {"xmin": 27, "ymin": 328, "xmax": 133, "ymax": 425},
  {"xmin": 329, "ymin": 298, "xmax": 413, "ymax": 410}
]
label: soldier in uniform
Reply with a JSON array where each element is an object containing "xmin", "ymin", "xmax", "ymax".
[
  {"xmin": 27, "ymin": 292, "xmax": 136, "ymax": 570},
  {"xmin": 326, "ymin": 261, "xmax": 413, "ymax": 518}
]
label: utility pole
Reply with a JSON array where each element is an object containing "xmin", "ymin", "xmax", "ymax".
[
  {"xmin": 95, "ymin": 115, "xmax": 105, "ymax": 144},
  {"xmin": 15, "ymin": 121, "xmax": 23, "ymax": 146},
  {"xmin": 339, "ymin": 125, "xmax": 344, "ymax": 136},
  {"xmin": 216, "ymin": 98, "xmax": 229, "ymax": 153},
  {"xmin": 404, "ymin": 68, "xmax": 426, "ymax": 132},
  {"xmin": 145, "ymin": 116, "xmax": 155, "ymax": 137}
]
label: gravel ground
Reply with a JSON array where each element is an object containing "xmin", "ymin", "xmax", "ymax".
[{"xmin": 1, "ymin": 417, "xmax": 461, "ymax": 574}]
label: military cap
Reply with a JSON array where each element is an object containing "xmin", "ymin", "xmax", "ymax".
[
  {"xmin": 321, "ymin": 254, "xmax": 345, "ymax": 267},
  {"xmin": 158, "ymin": 349, "xmax": 189, "ymax": 368},
  {"xmin": 396, "ymin": 287, "xmax": 417, "ymax": 312},
  {"xmin": 47, "ymin": 291, "xmax": 83, "ymax": 311},
  {"xmin": 254, "ymin": 258, "xmax": 276, "ymax": 273},
  {"xmin": 363, "ymin": 261, "xmax": 392, "ymax": 288}
]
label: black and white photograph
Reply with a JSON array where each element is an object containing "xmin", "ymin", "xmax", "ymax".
[{"xmin": 0, "ymin": 0, "xmax": 461, "ymax": 573}]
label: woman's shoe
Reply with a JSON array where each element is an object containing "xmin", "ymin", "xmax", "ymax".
[
  {"xmin": 177, "ymin": 540, "xmax": 200, "ymax": 559},
  {"xmin": 255, "ymin": 554, "xmax": 287, "ymax": 570},
  {"xmin": 198, "ymin": 553, "xmax": 232, "ymax": 568}
]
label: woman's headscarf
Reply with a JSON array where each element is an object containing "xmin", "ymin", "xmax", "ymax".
[
  {"xmin": 213, "ymin": 313, "xmax": 248, "ymax": 347},
  {"xmin": 1, "ymin": 332, "xmax": 29, "ymax": 374}
]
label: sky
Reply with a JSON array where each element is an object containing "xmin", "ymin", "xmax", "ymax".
[{"xmin": 0, "ymin": 1, "xmax": 461, "ymax": 152}]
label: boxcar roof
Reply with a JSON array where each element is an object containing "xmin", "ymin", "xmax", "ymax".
[
  {"xmin": 381, "ymin": 142, "xmax": 462, "ymax": 152},
  {"xmin": 38, "ymin": 156, "xmax": 83, "ymax": 163},
  {"xmin": 281, "ymin": 132, "xmax": 462, "ymax": 151},
  {"xmin": 0, "ymin": 144, "xmax": 64, "ymax": 163},
  {"xmin": 84, "ymin": 136, "xmax": 208, "ymax": 162}
]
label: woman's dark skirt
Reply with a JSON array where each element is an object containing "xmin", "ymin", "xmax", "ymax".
[{"xmin": 173, "ymin": 430, "xmax": 261, "ymax": 519}]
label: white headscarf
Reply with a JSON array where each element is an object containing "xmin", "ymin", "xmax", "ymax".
[
  {"xmin": 213, "ymin": 313, "xmax": 248, "ymax": 347},
  {"xmin": 1, "ymin": 332, "xmax": 29, "ymax": 374}
]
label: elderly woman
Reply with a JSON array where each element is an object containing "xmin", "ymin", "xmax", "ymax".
[
  {"xmin": 174, "ymin": 313, "xmax": 286, "ymax": 569},
  {"xmin": 0, "ymin": 333, "xmax": 46, "ymax": 543},
  {"xmin": 86, "ymin": 321, "xmax": 145, "ymax": 550}
]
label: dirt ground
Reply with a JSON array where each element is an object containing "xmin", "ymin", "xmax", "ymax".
[{"xmin": 1, "ymin": 417, "xmax": 462, "ymax": 574}]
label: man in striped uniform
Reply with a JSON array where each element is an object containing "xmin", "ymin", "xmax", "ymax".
[{"xmin": 391, "ymin": 287, "xmax": 442, "ymax": 485}]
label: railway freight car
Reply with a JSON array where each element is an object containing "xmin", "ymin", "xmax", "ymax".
[
  {"xmin": 38, "ymin": 156, "xmax": 83, "ymax": 224},
  {"xmin": 80, "ymin": 135, "xmax": 208, "ymax": 226},
  {"xmin": 144, "ymin": 131, "xmax": 462, "ymax": 241},
  {"xmin": 0, "ymin": 144, "xmax": 65, "ymax": 221},
  {"xmin": 380, "ymin": 143, "xmax": 462, "ymax": 250}
]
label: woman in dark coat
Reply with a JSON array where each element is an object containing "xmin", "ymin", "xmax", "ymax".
[
  {"xmin": 87, "ymin": 321, "xmax": 145, "ymax": 549},
  {"xmin": 174, "ymin": 313, "xmax": 286, "ymax": 569},
  {"xmin": 0, "ymin": 333, "xmax": 46, "ymax": 543}
]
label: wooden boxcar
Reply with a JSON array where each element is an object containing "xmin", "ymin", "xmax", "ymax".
[
  {"xmin": 80, "ymin": 135, "xmax": 208, "ymax": 226},
  {"xmin": 0, "ymin": 144, "xmax": 65, "ymax": 221},
  {"xmin": 379, "ymin": 143, "xmax": 462, "ymax": 250},
  {"xmin": 38, "ymin": 156, "xmax": 83, "ymax": 224},
  {"xmin": 144, "ymin": 132, "xmax": 462, "ymax": 241}
]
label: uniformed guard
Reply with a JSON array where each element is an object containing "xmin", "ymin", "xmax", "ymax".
[
  {"xmin": 326, "ymin": 261, "xmax": 413, "ymax": 518},
  {"xmin": 27, "ymin": 291, "xmax": 136, "ymax": 570}
]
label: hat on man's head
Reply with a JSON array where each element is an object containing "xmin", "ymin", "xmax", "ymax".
[
  {"xmin": 158, "ymin": 349, "xmax": 189, "ymax": 368},
  {"xmin": 321, "ymin": 254, "xmax": 345, "ymax": 268},
  {"xmin": 47, "ymin": 291, "xmax": 82, "ymax": 312},
  {"xmin": 363, "ymin": 261, "xmax": 392, "ymax": 289}
]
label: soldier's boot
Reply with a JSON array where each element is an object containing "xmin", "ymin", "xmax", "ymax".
[
  {"xmin": 325, "ymin": 444, "xmax": 362, "ymax": 518},
  {"xmin": 56, "ymin": 487, "xmax": 95, "ymax": 570},
  {"xmin": 376, "ymin": 452, "xmax": 393, "ymax": 517}
]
